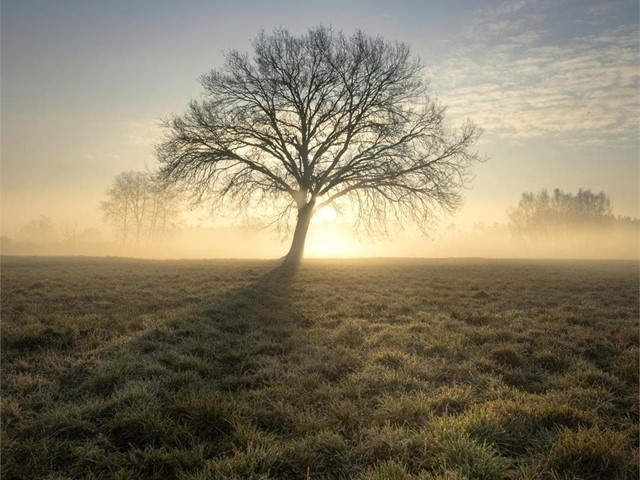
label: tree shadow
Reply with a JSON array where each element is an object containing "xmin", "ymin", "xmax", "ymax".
[
  {"xmin": 94, "ymin": 262, "xmax": 310, "ymax": 396},
  {"xmin": 201, "ymin": 262, "xmax": 302, "ymax": 329},
  {"xmin": 45, "ymin": 262, "xmax": 321, "ymax": 475}
]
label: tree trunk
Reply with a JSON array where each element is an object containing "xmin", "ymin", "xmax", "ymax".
[{"xmin": 283, "ymin": 201, "xmax": 315, "ymax": 265}]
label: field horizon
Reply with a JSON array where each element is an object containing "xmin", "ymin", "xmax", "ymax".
[
  {"xmin": 2, "ymin": 256, "xmax": 638, "ymax": 479},
  {"xmin": 3, "ymin": 253, "xmax": 639, "ymax": 263}
]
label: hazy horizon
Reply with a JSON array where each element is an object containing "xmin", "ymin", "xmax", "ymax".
[
  {"xmin": 2, "ymin": 0, "xmax": 638, "ymax": 259},
  {"xmin": 3, "ymin": 218, "xmax": 638, "ymax": 260}
]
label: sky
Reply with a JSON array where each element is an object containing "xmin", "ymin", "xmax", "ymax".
[{"xmin": 1, "ymin": 0, "xmax": 638, "ymax": 256}]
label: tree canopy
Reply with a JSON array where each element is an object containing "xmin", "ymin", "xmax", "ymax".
[{"xmin": 157, "ymin": 26, "xmax": 482, "ymax": 263}]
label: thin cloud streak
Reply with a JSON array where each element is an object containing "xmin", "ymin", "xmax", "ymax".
[{"xmin": 430, "ymin": 2, "xmax": 639, "ymax": 146}]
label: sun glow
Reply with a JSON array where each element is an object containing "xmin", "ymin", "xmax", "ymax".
[
  {"xmin": 305, "ymin": 207, "xmax": 358, "ymax": 257},
  {"xmin": 305, "ymin": 226, "xmax": 358, "ymax": 258},
  {"xmin": 311, "ymin": 206, "xmax": 339, "ymax": 225}
]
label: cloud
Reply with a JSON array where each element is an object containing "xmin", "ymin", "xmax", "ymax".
[
  {"xmin": 429, "ymin": 1, "xmax": 639, "ymax": 147},
  {"xmin": 587, "ymin": 1, "xmax": 626, "ymax": 18}
]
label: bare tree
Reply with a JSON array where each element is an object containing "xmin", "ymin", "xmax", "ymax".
[
  {"xmin": 144, "ymin": 177, "xmax": 183, "ymax": 247},
  {"xmin": 60, "ymin": 219, "xmax": 79, "ymax": 244},
  {"xmin": 100, "ymin": 171, "xmax": 181, "ymax": 248},
  {"xmin": 157, "ymin": 26, "xmax": 482, "ymax": 264},
  {"xmin": 508, "ymin": 188, "xmax": 614, "ymax": 239},
  {"xmin": 20, "ymin": 215, "xmax": 58, "ymax": 243},
  {"xmin": 101, "ymin": 171, "xmax": 138, "ymax": 245}
]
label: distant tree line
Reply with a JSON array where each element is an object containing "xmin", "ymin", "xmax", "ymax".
[
  {"xmin": 1, "ymin": 172, "xmax": 181, "ymax": 256},
  {"xmin": 100, "ymin": 171, "xmax": 182, "ymax": 248},
  {"xmin": 508, "ymin": 188, "xmax": 638, "ymax": 239},
  {"xmin": 17, "ymin": 215, "xmax": 102, "ymax": 244}
]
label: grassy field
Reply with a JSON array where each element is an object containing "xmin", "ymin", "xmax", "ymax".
[{"xmin": 1, "ymin": 256, "xmax": 638, "ymax": 479}]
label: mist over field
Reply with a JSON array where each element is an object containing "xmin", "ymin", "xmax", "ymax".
[{"xmin": 2, "ymin": 217, "xmax": 638, "ymax": 260}]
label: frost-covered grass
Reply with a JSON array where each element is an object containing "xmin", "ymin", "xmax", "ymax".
[{"xmin": 1, "ymin": 257, "xmax": 638, "ymax": 479}]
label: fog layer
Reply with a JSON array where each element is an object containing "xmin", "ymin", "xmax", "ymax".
[{"xmin": 2, "ymin": 220, "xmax": 637, "ymax": 260}]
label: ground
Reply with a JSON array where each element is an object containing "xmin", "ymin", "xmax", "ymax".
[{"xmin": 1, "ymin": 256, "xmax": 638, "ymax": 479}]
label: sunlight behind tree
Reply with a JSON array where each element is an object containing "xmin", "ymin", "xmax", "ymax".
[{"xmin": 157, "ymin": 25, "xmax": 483, "ymax": 265}]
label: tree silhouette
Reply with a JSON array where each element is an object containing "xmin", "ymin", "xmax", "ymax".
[
  {"xmin": 100, "ymin": 171, "xmax": 181, "ymax": 248},
  {"xmin": 20, "ymin": 215, "xmax": 58, "ymax": 243},
  {"xmin": 157, "ymin": 26, "xmax": 482, "ymax": 264},
  {"xmin": 508, "ymin": 188, "xmax": 613, "ymax": 238}
]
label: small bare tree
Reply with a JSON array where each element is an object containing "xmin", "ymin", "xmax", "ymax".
[
  {"xmin": 101, "ymin": 171, "xmax": 181, "ymax": 248},
  {"xmin": 145, "ymin": 177, "xmax": 183, "ymax": 247},
  {"xmin": 157, "ymin": 26, "xmax": 482, "ymax": 264},
  {"xmin": 60, "ymin": 220, "xmax": 79, "ymax": 244},
  {"xmin": 19, "ymin": 215, "xmax": 58, "ymax": 243}
]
